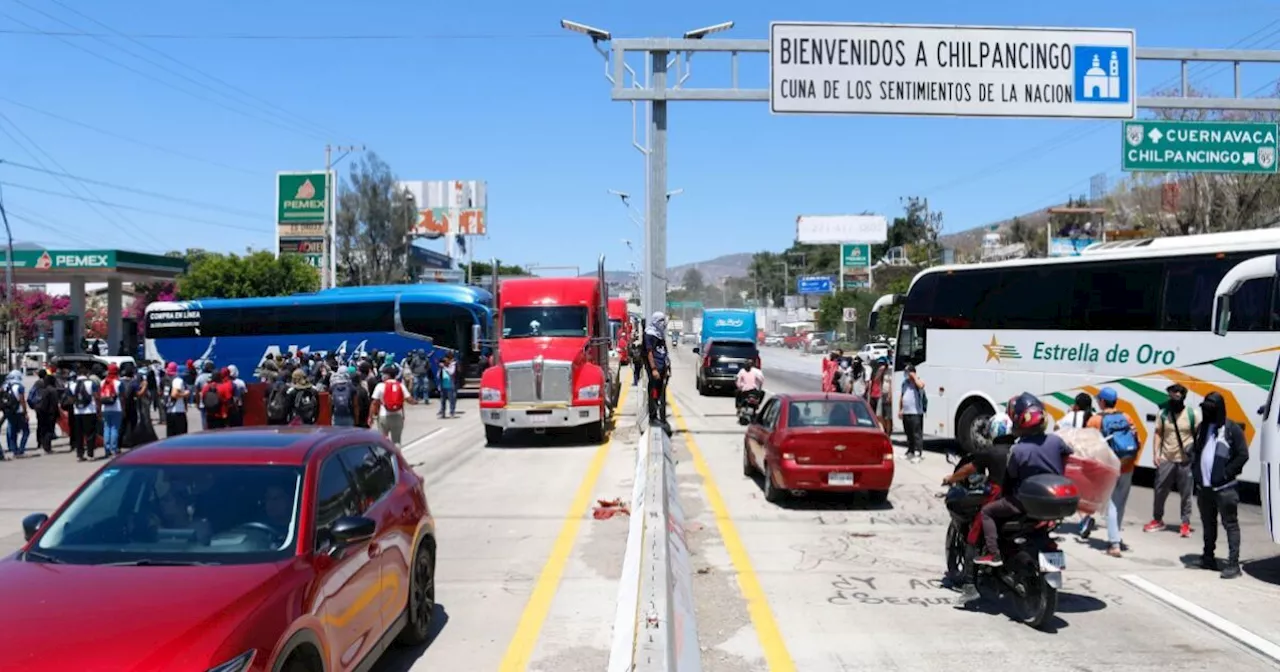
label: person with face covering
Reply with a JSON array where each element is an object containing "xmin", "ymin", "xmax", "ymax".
[
  {"xmin": 644, "ymin": 312, "xmax": 671, "ymax": 430},
  {"xmin": 1189, "ymin": 391, "xmax": 1249, "ymax": 579},
  {"xmin": 1144, "ymin": 384, "xmax": 1197, "ymax": 537}
]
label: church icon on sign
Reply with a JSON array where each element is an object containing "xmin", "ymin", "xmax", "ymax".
[{"xmin": 1073, "ymin": 45, "xmax": 1130, "ymax": 104}]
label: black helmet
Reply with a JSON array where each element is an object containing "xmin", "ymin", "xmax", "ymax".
[{"xmin": 1009, "ymin": 392, "xmax": 1046, "ymax": 433}]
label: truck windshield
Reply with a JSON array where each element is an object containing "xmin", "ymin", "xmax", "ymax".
[{"xmin": 503, "ymin": 307, "xmax": 589, "ymax": 338}]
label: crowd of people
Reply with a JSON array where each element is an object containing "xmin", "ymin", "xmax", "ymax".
[{"xmin": 0, "ymin": 346, "xmax": 463, "ymax": 461}]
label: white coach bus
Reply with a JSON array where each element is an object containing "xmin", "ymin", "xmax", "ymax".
[
  {"xmin": 868, "ymin": 229, "xmax": 1280, "ymax": 486},
  {"xmin": 1214, "ymin": 252, "xmax": 1280, "ymax": 541}
]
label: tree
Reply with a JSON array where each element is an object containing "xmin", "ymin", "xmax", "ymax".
[
  {"xmin": 9, "ymin": 288, "xmax": 70, "ymax": 346},
  {"xmin": 681, "ymin": 268, "xmax": 706, "ymax": 296},
  {"xmin": 177, "ymin": 251, "xmax": 320, "ymax": 299},
  {"xmin": 468, "ymin": 260, "xmax": 529, "ymax": 279},
  {"xmin": 126, "ymin": 281, "xmax": 178, "ymax": 336},
  {"xmin": 335, "ymin": 152, "xmax": 415, "ymax": 286}
]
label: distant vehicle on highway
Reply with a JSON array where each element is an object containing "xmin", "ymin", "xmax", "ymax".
[
  {"xmin": 743, "ymin": 393, "xmax": 893, "ymax": 504},
  {"xmin": 693, "ymin": 338, "xmax": 760, "ymax": 396},
  {"xmin": 858, "ymin": 342, "xmax": 891, "ymax": 361},
  {"xmin": 868, "ymin": 228, "xmax": 1280, "ymax": 489},
  {"xmin": 145, "ymin": 283, "xmax": 494, "ymax": 386},
  {"xmin": 3, "ymin": 427, "xmax": 437, "ymax": 672}
]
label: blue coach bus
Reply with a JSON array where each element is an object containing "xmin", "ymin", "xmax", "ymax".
[{"xmin": 144, "ymin": 284, "xmax": 494, "ymax": 385}]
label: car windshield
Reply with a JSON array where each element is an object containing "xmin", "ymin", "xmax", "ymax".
[
  {"xmin": 788, "ymin": 400, "xmax": 879, "ymax": 428},
  {"xmin": 502, "ymin": 306, "xmax": 589, "ymax": 338},
  {"xmin": 34, "ymin": 464, "xmax": 303, "ymax": 565}
]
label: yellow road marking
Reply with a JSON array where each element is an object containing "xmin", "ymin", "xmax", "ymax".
[
  {"xmin": 498, "ymin": 384, "xmax": 628, "ymax": 671},
  {"xmin": 667, "ymin": 394, "xmax": 797, "ymax": 672}
]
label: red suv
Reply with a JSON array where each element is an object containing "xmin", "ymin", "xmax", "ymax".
[{"xmin": 0, "ymin": 427, "xmax": 437, "ymax": 672}]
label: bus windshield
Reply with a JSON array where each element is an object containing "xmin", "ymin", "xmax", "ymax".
[{"xmin": 502, "ymin": 307, "xmax": 589, "ymax": 338}]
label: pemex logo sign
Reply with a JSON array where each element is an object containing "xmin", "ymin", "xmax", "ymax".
[{"xmin": 277, "ymin": 171, "xmax": 328, "ymax": 223}]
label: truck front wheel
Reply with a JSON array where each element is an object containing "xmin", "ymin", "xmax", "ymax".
[
  {"xmin": 485, "ymin": 425, "xmax": 504, "ymax": 446},
  {"xmin": 585, "ymin": 418, "xmax": 605, "ymax": 444}
]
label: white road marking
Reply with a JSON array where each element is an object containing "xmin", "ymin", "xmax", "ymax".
[{"xmin": 1120, "ymin": 574, "xmax": 1280, "ymax": 663}]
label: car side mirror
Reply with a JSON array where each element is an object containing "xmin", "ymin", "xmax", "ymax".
[
  {"xmin": 22, "ymin": 513, "xmax": 48, "ymax": 542},
  {"xmin": 330, "ymin": 515, "xmax": 376, "ymax": 547},
  {"xmin": 1259, "ymin": 405, "xmax": 1267, "ymax": 417},
  {"xmin": 691, "ymin": 347, "xmax": 700, "ymax": 354}
]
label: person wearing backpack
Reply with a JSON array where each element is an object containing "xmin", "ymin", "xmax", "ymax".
[
  {"xmin": 265, "ymin": 369, "xmax": 293, "ymax": 426},
  {"xmin": 99, "ymin": 363, "xmax": 124, "ymax": 456},
  {"xmin": 1143, "ymin": 383, "xmax": 1197, "ymax": 538},
  {"xmin": 288, "ymin": 369, "xmax": 320, "ymax": 426},
  {"xmin": 1, "ymin": 370, "xmax": 29, "ymax": 458},
  {"xmin": 226, "ymin": 365, "xmax": 247, "ymax": 427},
  {"xmin": 349, "ymin": 366, "xmax": 371, "ymax": 429},
  {"xmin": 328, "ymin": 368, "xmax": 357, "ymax": 427},
  {"xmin": 70, "ymin": 365, "xmax": 100, "ymax": 461},
  {"xmin": 162, "ymin": 361, "xmax": 190, "ymax": 437},
  {"xmin": 194, "ymin": 361, "xmax": 215, "ymax": 430},
  {"xmin": 202, "ymin": 368, "xmax": 234, "ymax": 430},
  {"xmin": 370, "ymin": 365, "xmax": 407, "ymax": 445},
  {"xmin": 411, "ymin": 349, "xmax": 433, "ymax": 404},
  {"xmin": 1080, "ymin": 386, "xmax": 1140, "ymax": 557},
  {"xmin": 28, "ymin": 370, "xmax": 55, "ymax": 454}
]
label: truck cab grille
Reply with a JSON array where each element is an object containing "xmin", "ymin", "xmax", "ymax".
[{"xmin": 506, "ymin": 357, "xmax": 573, "ymax": 403}]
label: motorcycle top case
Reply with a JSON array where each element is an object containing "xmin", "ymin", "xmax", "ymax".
[{"xmin": 1017, "ymin": 474, "xmax": 1081, "ymax": 521}]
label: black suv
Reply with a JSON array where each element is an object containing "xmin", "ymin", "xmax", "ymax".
[{"xmin": 693, "ymin": 338, "xmax": 760, "ymax": 395}]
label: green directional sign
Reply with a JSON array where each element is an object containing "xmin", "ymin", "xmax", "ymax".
[
  {"xmin": 666, "ymin": 300, "xmax": 703, "ymax": 310},
  {"xmin": 1122, "ymin": 120, "xmax": 1279, "ymax": 174}
]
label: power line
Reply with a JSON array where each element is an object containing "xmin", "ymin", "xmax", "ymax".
[
  {"xmin": 0, "ymin": 8, "xmax": 328, "ymax": 142},
  {"xmin": 46, "ymin": 0, "xmax": 345, "ymax": 141},
  {"xmin": 0, "ymin": 181, "xmax": 271, "ymax": 234},
  {"xmin": 0, "ymin": 96, "xmax": 258, "ymax": 176},
  {"xmin": 0, "ymin": 27, "xmax": 572, "ymax": 40},
  {"xmin": 0, "ymin": 159, "xmax": 263, "ymax": 220},
  {"xmin": 0, "ymin": 112, "xmax": 159, "ymax": 251},
  {"xmin": 6, "ymin": 207, "xmax": 104, "ymax": 247}
]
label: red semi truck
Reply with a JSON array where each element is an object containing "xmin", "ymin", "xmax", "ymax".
[{"xmin": 479, "ymin": 259, "xmax": 619, "ymax": 445}]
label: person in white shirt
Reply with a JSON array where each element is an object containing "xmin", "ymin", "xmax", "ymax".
[
  {"xmin": 370, "ymin": 366, "xmax": 408, "ymax": 445},
  {"xmin": 70, "ymin": 365, "xmax": 100, "ymax": 461},
  {"xmin": 164, "ymin": 361, "xmax": 189, "ymax": 437},
  {"xmin": 1055, "ymin": 392, "xmax": 1094, "ymax": 431}
]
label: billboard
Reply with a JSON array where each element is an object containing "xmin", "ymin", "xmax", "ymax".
[
  {"xmin": 1049, "ymin": 237, "xmax": 1097, "ymax": 257},
  {"xmin": 797, "ymin": 275, "xmax": 834, "ymax": 294},
  {"xmin": 797, "ymin": 215, "xmax": 887, "ymax": 244},
  {"xmin": 770, "ymin": 22, "xmax": 1136, "ymax": 119},
  {"xmin": 398, "ymin": 180, "xmax": 488, "ymax": 239},
  {"xmin": 276, "ymin": 172, "xmax": 329, "ymax": 223}
]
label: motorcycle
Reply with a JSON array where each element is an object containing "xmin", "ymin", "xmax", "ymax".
[
  {"xmin": 943, "ymin": 465, "xmax": 1078, "ymax": 629},
  {"xmin": 737, "ymin": 388, "xmax": 765, "ymax": 425}
]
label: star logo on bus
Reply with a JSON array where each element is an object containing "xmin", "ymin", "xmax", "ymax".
[{"xmin": 984, "ymin": 335, "xmax": 1022, "ymax": 363}]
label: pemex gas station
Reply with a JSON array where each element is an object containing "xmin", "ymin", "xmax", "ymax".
[{"xmin": 0, "ymin": 248, "xmax": 186, "ymax": 358}]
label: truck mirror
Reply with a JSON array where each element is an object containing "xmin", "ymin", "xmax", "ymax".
[{"xmin": 471, "ymin": 323, "xmax": 482, "ymax": 351}]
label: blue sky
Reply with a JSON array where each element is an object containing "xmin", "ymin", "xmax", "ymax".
[{"xmin": 2, "ymin": 1, "xmax": 1280, "ymax": 272}]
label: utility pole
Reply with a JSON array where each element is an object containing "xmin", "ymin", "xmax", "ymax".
[
  {"xmin": 325, "ymin": 144, "xmax": 364, "ymax": 289},
  {"xmin": 0, "ymin": 187, "xmax": 12, "ymax": 372}
]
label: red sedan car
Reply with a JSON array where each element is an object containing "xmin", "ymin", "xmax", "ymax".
[
  {"xmin": 0, "ymin": 427, "xmax": 437, "ymax": 672},
  {"xmin": 743, "ymin": 393, "xmax": 894, "ymax": 504}
]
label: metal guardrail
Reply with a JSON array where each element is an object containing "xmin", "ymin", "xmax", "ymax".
[{"xmin": 609, "ymin": 381, "xmax": 701, "ymax": 672}]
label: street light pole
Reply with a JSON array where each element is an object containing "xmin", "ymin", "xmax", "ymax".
[{"xmin": 325, "ymin": 143, "xmax": 364, "ymax": 289}]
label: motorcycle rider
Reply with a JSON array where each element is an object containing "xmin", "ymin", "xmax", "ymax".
[
  {"xmin": 974, "ymin": 392, "xmax": 1073, "ymax": 568},
  {"xmin": 945, "ymin": 407, "xmax": 1015, "ymax": 605},
  {"xmin": 735, "ymin": 358, "xmax": 765, "ymax": 410}
]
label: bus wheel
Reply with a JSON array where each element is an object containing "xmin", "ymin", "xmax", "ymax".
[
  {"xmin": 485, "ymin": 425, "xmax": 504, "ymax": 446},
  {"xmin": 956, "ymin": 402, "xmax": 994, "ymax": 455}
]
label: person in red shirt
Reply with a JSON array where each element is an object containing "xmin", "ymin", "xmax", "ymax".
[{"xmin": 203, "ymin": 368, "xmax": 235, "ymax": 429}]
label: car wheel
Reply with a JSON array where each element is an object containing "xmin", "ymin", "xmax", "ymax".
[
  {"xmin": 484, "ymin": 425, "xmax": 503, "ymax": 446},
  {"xmin": 742, "ymin": 441, "xmax": 756, "ymax": 477},
  {"xmin": 396, "ymin": 537, "xmax": 437, "ymax": 646},
  {"xmin": 867, "ymin": 490, "xmax": 889, "ymax": 505},
  {"xmin": 762, "ymin": 462, "xmax": 785, "ymax": 504}
]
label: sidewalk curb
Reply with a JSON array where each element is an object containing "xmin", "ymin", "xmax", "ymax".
[{"xmin": 1119, "ymin": 574, "xmax": 1280, "ymax": 664}]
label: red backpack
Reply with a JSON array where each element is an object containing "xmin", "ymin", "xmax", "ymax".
[{"xmin": 383, "ymin": 380, "xmax": 405, "ymax": 412}]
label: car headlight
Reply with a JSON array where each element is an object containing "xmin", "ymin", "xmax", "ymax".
[
  {"xmin": 207, "ymin": 650, "xmax": 256, "ymax": 672},
  {"xmin": 578, "ymin": 384, "xmax": 601, "ymax": 400},
  {"xmin": 480, "ymin": 387, "xmax": 502, "ymax": 402}
]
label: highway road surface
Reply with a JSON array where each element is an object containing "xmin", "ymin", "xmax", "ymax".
[{"xmin": 666, "ymin": 348, "xmax": 1280, "ymax": 671}]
